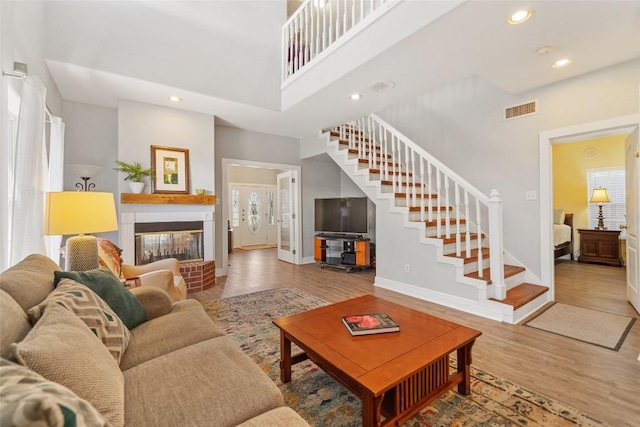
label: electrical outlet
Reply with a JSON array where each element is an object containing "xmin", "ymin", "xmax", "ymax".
[
  {"xmin": 525, "ymin": 191, "xmax": 537, "ymax": 201},
  {"xmin": 404, "ymin": 264, "xmax": 410, "ymax": 273}
]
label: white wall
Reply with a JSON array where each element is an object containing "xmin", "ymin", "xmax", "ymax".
[
  {"xmin": 62, "ymin": 100, "xmax": 118, "ymax": 243},
  {"xmin": 228, "ymin": 165, "xmax": 280, "ymax": 184},
  {"xmin": 117, "ymin": 99, "xmax": 215, "ymax": 198},
  {"xmin": 376, "ymin": 59, "xmax": 640, "ymax": 278}
]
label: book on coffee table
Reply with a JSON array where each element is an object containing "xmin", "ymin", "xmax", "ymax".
[{"xmin": 342, "ymin": 313, "xmax": 399, "ymax": 336}]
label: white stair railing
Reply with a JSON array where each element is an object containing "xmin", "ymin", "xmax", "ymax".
[
  {"xmin": 334, "ymin": 114, "xmax": 506, "ymax": 300},
  {"xmin": 282, "ymin": 0, "xmax": 396, "ymax": 84}
]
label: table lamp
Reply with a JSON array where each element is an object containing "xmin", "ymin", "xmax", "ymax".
[
  {"xmin": 45, "ymin": 192, "xmax": 118, "ymax": 271},
  {"xmin": 589, "ymin": 187, "xmax": 610, "ymax": 230}
]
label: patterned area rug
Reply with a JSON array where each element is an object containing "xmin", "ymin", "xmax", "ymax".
[
  {"xmin": 525, "ymin": 302, "xmax": 636, "ymax": 351},
  {"xmin": 202, "ymin": 287, "xmax": 609, "ymax": 427}
]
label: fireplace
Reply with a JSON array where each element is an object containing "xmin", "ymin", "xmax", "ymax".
[
  {"xmin": 120, "ymin": 211, "xmax": 214, "ymax": 267},
  {"xmin": 135, "ymin": 221, "xmax": 203, "ymax": 265}
]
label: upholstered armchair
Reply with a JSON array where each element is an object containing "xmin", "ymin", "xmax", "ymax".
[{"xmin": 97, "ymin": 238, "xmax": 187, "ymax": 302}]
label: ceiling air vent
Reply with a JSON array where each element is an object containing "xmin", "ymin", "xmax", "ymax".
[{"xmin": 504, "ymin": 100, "xmax": 538, "ymax": 121}]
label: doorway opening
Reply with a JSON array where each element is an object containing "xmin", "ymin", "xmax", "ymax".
[
  {"xmin": 540, "ymin": 114, "xmax": 639, "ymax": 315},
  {"xmin": 221, "ymin": 159, "xmax": 301, "ymax": 276}
]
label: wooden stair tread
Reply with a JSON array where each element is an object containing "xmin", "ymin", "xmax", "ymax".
[
  {"xmin": 339, "ymin": 140, "xmax": 381, "ymax": 150},
  {"xmin": 444, "ymin": 247, "xmax": 490, "ymax": 263},
  {"xmin": 380, "ymin": 180, "xmax": 425, "ymax": 187},
  {"xmin": 465, "ymin": 265, "xmax": 526, "ymax": 283},
  {"xmin": 435, "ymin": 233, "xmax": 484, "ymax": 244},
  {"xmin": 422, "ymin": 218, "xmax": 467, "ymax": 226},
  {"xmin": 490, "ymin": 283, "xmax": 548, "ymax": 309},
  {"xmin": 358, "ymin": 159, "xmax": 399, "ymax": 167},
  {"xmin": 409, "ymin": 205, "xmax": 452, "ymax": 212},
  {"xmin": 395, "ymin": 192, "xmax": 436, "ymax": 198},
  {"xmin": 369, "ymin": 169, "xmax": 412, "ymax": 177},
  {"xmin": 349, "ymin": 149, "xmax": 391, "ymax": 158}
]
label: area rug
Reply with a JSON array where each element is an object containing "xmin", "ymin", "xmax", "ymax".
[
  {"xmin": 202, "ymin": 288, "xmax": 609, "ymax": 426},
  {"xmin": 524, "ymin": 302, "xmax": 636, "ymax": 351}
]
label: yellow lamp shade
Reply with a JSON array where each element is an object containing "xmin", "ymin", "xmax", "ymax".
[
  {"xmin": 589, "ymin": 187, "xmax": 610, "ymax": 204},
  {"xmin": 45, "ymin": 192, "xmax": 118, "ymax": 236}
]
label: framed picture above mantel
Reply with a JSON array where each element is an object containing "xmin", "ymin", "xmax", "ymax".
[{"xmin": 151, "ymin": 145, "xmax": 190, "ymax": 194}]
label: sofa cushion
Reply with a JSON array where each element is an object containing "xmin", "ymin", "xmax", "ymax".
[
  {"xmin": 128, "ymin": 286, "xmax": 173, "ymax": 319},
  {"xmin": 54, "ymin": 267, "xmax": 147, "ymax": 329},
  {"xmin": 236, "ymin": 407, "xmax": 310, "ymax": 427},
  {"xmin": 123, "ymin": 337, "xmax": 284, "ymax": 426},
  {"xmin": 119, "ymin": 300, "xmax": 225, "ymax": 371},
  {"xmin": 28, "ymin": 278, "xmax": 130, "ymax": 364},
  {"xmin": 0, "ymin": 358, "xmax": 108, "ymax": 427},
  {"xmin": 11, "ymin": 304, "xmax": 125, "ymax": 427},
  {"xmin": 0, "ymin": 290, "xmax": 31, "ymax": 360},
  {"xmin": 0, "ymin": 254, "xmax": 60, "ymax": 312}
]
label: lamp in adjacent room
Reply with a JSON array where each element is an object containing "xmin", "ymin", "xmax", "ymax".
[
  {"xmin": 45, "ymin": 192, "xmax": 118, "ymax": 271},
  {"xmin": 589, "ymin": 187, "xmax": 610, "ymax": 230}
]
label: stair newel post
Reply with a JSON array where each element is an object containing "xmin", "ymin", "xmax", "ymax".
[
  {"xmin": 391, "ymin": 135, "xmax": 396, "ymax": 193},
  {"xmin": 419, "ymin": 157, "xmax": 425, "ymax": 223},
  {"xmin": 383, "ymin": 127, "xmax": 389, "ymax": 182},
  {"xmin": 464, "ymin": 191, "xmax": 471, "ymax": 258},
  {"xmin": 444, "ymin": 176, "xmax": 451, "ymax": 239},
  {"xmin": 427, "ymin": 162, "xmax": 433, "ymax": 223},
  {"xmin": 455, "ymin": 183, "xmax": 461, "ymax": 256},
  {"xmin": 411, "ymin": 149, "xmax": 416, "ymax": 209},
  {"xmin": 475, "ymin": 199, "xmax": 483, "ymax": 277},
  {"xmin": 404, "ymin": 143, "xmax": 410, "ymax": 207},
  {"xmin": 488, "ymin": 189, "xmax": 506, "ymax": 299},
  {"xmin": 436, "ymin": 170, "xmax": 442, "ymax": 238}
]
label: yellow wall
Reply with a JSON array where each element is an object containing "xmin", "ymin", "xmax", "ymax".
[{"xmin": 552, "ymin": 135, "xmax": 625, "ymax": 237}]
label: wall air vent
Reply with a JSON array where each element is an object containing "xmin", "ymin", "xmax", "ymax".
[{"xmin": 504, "ymin": 100, "xmax": 538, "ymax": 121}]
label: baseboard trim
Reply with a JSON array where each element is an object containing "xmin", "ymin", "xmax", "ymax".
[{"xmin": 301, "ymin": 256, "xmax": 316, "ymax": 265}]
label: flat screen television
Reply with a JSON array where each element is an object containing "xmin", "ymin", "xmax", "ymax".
[{"xmin": 314, "ymin": 197, "xmax": 368, "ymax": 234}]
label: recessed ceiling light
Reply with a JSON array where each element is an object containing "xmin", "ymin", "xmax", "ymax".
[
  {"xmin": 536, "ymin": 46, "xmax": 553, "ymax": 56},
  {"xmin": 348, "ymin": 93, "xmax": 362, "ymax": 101},
  {"xmin": 508, "ymin": 9, "xmax": 533, "ymax": 25},
  {"xmin": 552, "ymin": 58, "xmax": 572, "ymax": 68},
  {"xmin": 168, "ymin": 96, "xmax": 183, "ymax": 103},
  {"xmin": 368, "ymin": 80, "xmax": 396, "ymax": 93}
]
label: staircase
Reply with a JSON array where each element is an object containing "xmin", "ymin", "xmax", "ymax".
[{"xmin": 323, "ymin": 114, "xmax": 550, "ymax": 324}]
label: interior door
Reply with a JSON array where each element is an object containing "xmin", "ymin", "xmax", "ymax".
[
  {"xmin": 624, "ymin": 128, "xmax": 640, "ymax": 314},
  {"xmin": 277, "ymin": 171, "xmax": 298, "ymax": 263}
]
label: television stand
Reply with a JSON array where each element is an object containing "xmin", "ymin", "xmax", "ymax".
[{"xmin": 314, "ymin": 234, "xmax": 371, "ymax": 273}]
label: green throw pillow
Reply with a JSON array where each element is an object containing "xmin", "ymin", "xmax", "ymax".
[{"xmin": 54, "ymin": 268, "xmax": 147, "ymax": 329}]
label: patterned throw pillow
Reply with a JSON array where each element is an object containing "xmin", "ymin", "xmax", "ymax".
[
  {"xmin": 12, "ymin": 304, "xmax": 125, "ymax": 427},
  {"xmin": 28, "ymin": 278, "xmax": 130, "ymax": 364},
  {"xmin": 54, "ymin": 268, "xmax": 147, "ymax": 329},
  {"xmin": 0, "ymin": 358, "xmax": 108, "ymax": 427}
]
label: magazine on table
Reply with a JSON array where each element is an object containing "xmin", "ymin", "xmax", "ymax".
[{"xmin": 341, "ymin": 313, "xmax": 400, "ymax": 336}]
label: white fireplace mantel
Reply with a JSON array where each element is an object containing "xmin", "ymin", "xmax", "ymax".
[{"xmin": 120, "ymin": 210, "xmax": 214, "ymax": 265}]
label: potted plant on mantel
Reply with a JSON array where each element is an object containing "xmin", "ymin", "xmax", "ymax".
[{"xmin": 113, "ymin": 160, "xmax": 154, "ymax": 194}]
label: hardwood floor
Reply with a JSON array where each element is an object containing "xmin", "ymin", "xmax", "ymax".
[{"xmin": 191, "ymin": 250, "xmax": 639, "ymax": 427}]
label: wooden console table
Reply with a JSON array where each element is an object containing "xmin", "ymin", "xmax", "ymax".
[{"xmin": 577, "ymin": 229, "xmax": 622, "ymax": 267}]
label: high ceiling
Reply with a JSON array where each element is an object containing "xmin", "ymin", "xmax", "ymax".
[{"xmin": 44, "ymin": 0, "xmax": 640, "ymax": 138}]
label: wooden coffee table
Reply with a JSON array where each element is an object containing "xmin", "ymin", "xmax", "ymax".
[{"xmin": 273, "ymin": 295, "xmax": 482, "ymax": 427}]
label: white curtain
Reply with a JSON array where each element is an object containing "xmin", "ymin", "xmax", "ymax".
[
  {"xmin": 9, "ymin": 76, "xmax": 48, "ymax": 266},
  {"xmin": 45, "ymin": 116, "xmax": 65, "ymax": 261}
]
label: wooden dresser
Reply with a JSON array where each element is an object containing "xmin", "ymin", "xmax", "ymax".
[{"xmin": 577, "ymin": 229, "xmax": 622, "ymax": 267}]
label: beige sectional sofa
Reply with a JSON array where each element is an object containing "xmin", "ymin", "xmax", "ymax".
[{"xmin": 0, "ymin": 254, "xmax": 309, "ymax": 426}]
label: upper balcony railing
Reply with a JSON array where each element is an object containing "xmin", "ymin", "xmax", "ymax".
[{"xmin": 282, "ymin": 0, "xmax": 397, "ymax": 85}]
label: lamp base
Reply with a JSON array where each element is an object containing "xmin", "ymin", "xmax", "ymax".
[{"xmin": 65, "ymin": 235, "xmax": 99, "ymax": 271}]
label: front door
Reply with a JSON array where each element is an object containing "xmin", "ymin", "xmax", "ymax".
[
  {"xmin": 625, "ymin": 128, "xmax": 640, "ymax": 314},
  {"xmin": 240, "ymin": 186, "xmax": 268, "ymax": 247},
  {"xmin": 277, "ymin": 171, "xmax": 298, "ymax": 263}
]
